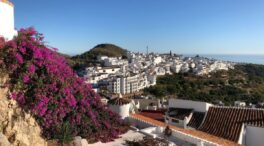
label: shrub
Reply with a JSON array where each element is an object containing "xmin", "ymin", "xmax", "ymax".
[{"xmin": 0, "ymin": 28, "xmax": 126, "ymax": 143}]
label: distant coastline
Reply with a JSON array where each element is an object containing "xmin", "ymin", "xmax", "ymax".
[{"xmin": 184, "ymin": 54, "xmax": 264, "ymax": 65}]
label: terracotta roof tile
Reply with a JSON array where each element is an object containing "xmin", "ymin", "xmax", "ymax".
[
  {"xmin": 131, "ymin": 114, "xmax": 241, "ymax": 146},
  {"xmin": 139, "ymin": 110, "xmax": 166, "ymax": 122},
  {"xmin": 198, "ymin": 107, "xmax": 264, "ymax": 142},
  {"xmin": 187, "ymin": 112, "xmax": 205, "ymax": 129}
]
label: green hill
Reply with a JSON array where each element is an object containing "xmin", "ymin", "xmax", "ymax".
[
  {"xmin": 89, "ymin": 44, "xmax": 127, "ymax": 57},
  {"xmin": 71, "ymin": 44, "xmax": 127, "ymax": 68},
  {"xmin": 73, "ymin": 44, "xmax": 127, "ymax": 59}
]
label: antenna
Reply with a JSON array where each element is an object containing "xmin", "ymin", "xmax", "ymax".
[{"xmin": 147, "ymin": 46, "xmax": 149, "ymax": 55}]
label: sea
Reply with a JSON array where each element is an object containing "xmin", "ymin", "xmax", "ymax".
[{"xmin": 184, "ymin": 54, "xmax": 264, "ymax": 65}]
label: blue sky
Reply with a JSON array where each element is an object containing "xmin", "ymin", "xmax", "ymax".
[{"xmin": 13, "ymin": 0, "xmax": 264, "ymax": 55}]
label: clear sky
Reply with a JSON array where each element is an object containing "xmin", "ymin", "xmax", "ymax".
[{"xmin": 12, "ymin": 0, "xmax": 264, "ymax": 55}]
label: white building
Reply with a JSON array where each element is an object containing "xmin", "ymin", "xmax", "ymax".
[
  {"xmin": 147, "ymin": 73, "xmax": 156, "ymax": 86},
  {"xmin": 0, "ymin": 0, "xmax": 17, "ymax": 40},
  {"xmin": 171, "ymin": 63, "xmax": 183, "ymax": 73},
  {"xmin": 97, "ymin": 66, "xmax": 120, "ymax": 74},
  {"xmin": 153, "ymin": 56, "xmax": 162, "ymax": 65},
  {"xmin": 137, "ymin": 75, "xmax": 148, "ymax": 90},
  {"xmin": 155, "ymin": 67, "xmax": 166, "ymax": 76},
  {"xmin": 97, "ymin": 55, "xmax": 108, "ymax": 61},
  {"xmin": 85, "ymin": 73, "xmax": 109, "ymax": 84},
  {"xmin": 108, "ymin": 77, "xmax": 121, "ymax": 94},
  {"xmin": 168, "ymin": 99, "xmax": 213, "ymax": 112},
  {"xmin": 121, "ymin": 75, "xmax": 139, "ymax": 94},
  {"xmin": 107, "ymin": 75, "xmax": 139, "ymax": 95},
  {"xmin": 104, "ymin": 57, "xmax": 128, "ymax": 66},
  {"xmin": 180, "ymin": 62, "xmax": 190, "ymax": 73},
  {"xmin": 194, "ymin": 64, "xmax": 208, "ymax": 75},
  {"xmin": 209, "ymin": 61, "xmax": 229, "ymax": 72},
  {"xmin": 234, "ymin": 101, "xmax": 246, "ymax": 107},
  {"xmin": 108, "ymin": 94, "xmax": 131, "ymax": 120}
]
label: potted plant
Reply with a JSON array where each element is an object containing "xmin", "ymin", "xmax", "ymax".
[{"xmin": 164, "ymin": 125, "xmax": 172, "ymax": 146}]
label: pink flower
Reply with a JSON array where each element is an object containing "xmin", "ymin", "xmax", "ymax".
[
  {"xmin": 19, "ymin": 47, "xmax": 26, "ymax": 54},
  {"xmin": 10, "ymin": 92, "xmax": 18, "ymax": 99},
  {"xmin": 104, "ymin": 121, "xmax": 111, "ymax": 129},
  {"xmin": 1, "ymin": 27, "xmax": 125, "ymax": 142},
  {"xmin": 15, "ymin": 53, "xmax": 24, "ymax": 64},
  {"xmin": 28, "ymin": 64, "xmax": 36, "ymax": 74},
  {"xmin": 33, "ymin": 49, "xmax": 42, "ymax": 59},
  {"xmin": 66, "ymin": 94, "xmax": 77, "ymax": 107},
  {"xmin": 22, "ymin": 75, "xmax": 30, "ymax": 84},
  {"xmin": 0, "ymin": 37, "xmax": 5, "ymax": 48}
]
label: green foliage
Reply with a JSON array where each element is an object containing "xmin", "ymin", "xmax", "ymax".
[
  {"xmin": 88, "ymin": 44, "xmax": 127, "ymax": 58},
  {"xmin": 144, "ymin": 64, "xmax": 264, "ymax": 105},
  {"xmin": 54, "ymin": 122, "xmax": 73, "ymax": 146},
  {"xmin": 70, "ymin": 44, "xmax": 127, "ymax": 69}
]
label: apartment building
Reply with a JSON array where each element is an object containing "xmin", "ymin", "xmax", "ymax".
[{"xmin": 107, "ymin": 75, "xmax": 139, "ymax": 94}]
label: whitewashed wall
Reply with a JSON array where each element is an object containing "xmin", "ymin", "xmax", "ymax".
[
  {"xmin": 129, "ymin": 116, "xmax": 219, "ymax": 146},
  {"xmin": 245, "ymin": 125, "xmax": 264, "ymax": 146},
  {"xmin": 169, "ymin": 99, "xmax": 213, "ymax": 112},
  {"xmin": 109, "ymin": 104, "xmax": 130, "ymax": 119},
  {"xmin": 132, "ymin": 99, "xmax": 159, "ymax": 110},
  {"xmin": 97, "ymin": 67, "xmax": 120, "ymax": 74},
  {"xmin": 0, "ymin": 1, "xmax": 17, "ymax": 40}
]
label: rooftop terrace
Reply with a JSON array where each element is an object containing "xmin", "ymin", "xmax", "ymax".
[{"xmin": 131, "ymin": 113, "xmax": 241, "ymax": 146}]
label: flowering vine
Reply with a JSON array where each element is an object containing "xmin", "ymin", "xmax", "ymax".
[{"xmin": 0, "ymin": 28, "xmax": 126, "ymax": 143}]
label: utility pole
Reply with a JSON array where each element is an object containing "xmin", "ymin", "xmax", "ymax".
[{"xmin": 146, "ymin": 46, "xmax": 149, "ymax": 55}]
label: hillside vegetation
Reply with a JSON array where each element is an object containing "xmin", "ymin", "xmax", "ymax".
[
  {"xmin": 71, "ymin": 44, "xmax": 127, "ymax": 68},
  {"xmin": 144, "ymin": 64, "xmax": 264, "ymax": 106}
]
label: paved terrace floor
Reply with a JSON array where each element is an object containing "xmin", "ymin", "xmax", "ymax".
[{"xmin": 131, "ymin": 114, "xmax": 241, "ymax": 146}]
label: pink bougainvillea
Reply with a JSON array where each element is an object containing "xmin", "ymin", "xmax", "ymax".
[{"xmin": 0, "ymin": 28, "xmax": 126, "ymax": 142}]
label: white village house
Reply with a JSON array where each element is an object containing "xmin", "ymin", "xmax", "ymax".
[
  {"xmin": 108, "ymin": 97, "xmax": 264, "ymax": 146},
  {"xmin": 0, "ymin": 0, "xmax": 17, "ymax": 40}
]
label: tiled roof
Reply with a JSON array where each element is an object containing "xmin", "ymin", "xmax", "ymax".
[
  {"xmin": 139, "ymin": 110, "xmax": 166, "ymax": 122},
  {"xmin": 187, "ymin": 112, "xmax": 205, "ymax": 129},
  {"xmin": 131, "ymin": 114, "xmax": 241, "ymax": 146},
  {"xmin": 198, "ymin": 107, "xmax": 264, "ymax": 142},
  {"xmin": 167, "ymin": 108, "xmax": 193, "ymax": 120},
  {"xmin": 108, "ymin": 97, "xmax": 131, "ymax": 105}
]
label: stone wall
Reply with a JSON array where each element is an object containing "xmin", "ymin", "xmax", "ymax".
[{"xmin": 0, "ymin": 76, "xmax": 47, "ymax": 146}]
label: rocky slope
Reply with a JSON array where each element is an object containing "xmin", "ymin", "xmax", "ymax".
[{"xmin": 0, "ymin": 76, "xmax": 47, "ymax": 146}]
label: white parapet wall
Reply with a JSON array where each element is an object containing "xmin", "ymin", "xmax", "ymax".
[
  {"xmin": 129, "ymin": 116, "xmax": 219, "ymax": 146},
  {"xmin": 0, "ymin": 0, "xmax": 17, "ymax": 40},
  {"xmin": 132, "ymin": 99, "xmax": 159, "ymax": 110},
  {"xmin": 245, "ymin": 125, "xmax": 264, "ymax": 146},
  {"xmin": 109, "ymin": 104, "xmax": 130, "ymax": 119},
  {"xmin": 169, "ymin": 99, "xmax": 213, "ymax": 112}
]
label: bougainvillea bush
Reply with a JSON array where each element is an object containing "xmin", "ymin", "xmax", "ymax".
[{"xmin": 0, "ymin": 28, "xmax": 127, "ymax": 143}]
